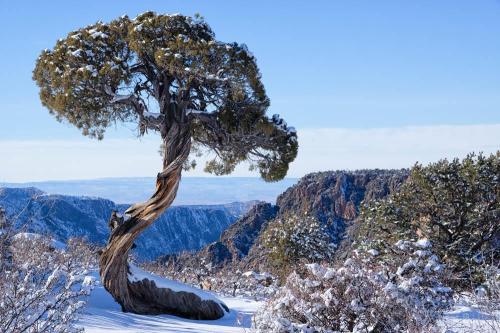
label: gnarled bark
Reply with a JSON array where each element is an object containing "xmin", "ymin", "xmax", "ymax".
[{"xmin": 98, "ymin": 124, "xmax": 227, "ymax": 319}]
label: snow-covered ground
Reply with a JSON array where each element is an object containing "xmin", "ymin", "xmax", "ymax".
[
  {"xmin": 79, "ymin": 274, "xmax": 262, "ymax": 333},
  {"xmin": 440, "ymin": 298, "xmax": 499, "ymax": 333},
  {"xmin": 79, "ymin": 273, "xmax": 498, "ymax": 333}
]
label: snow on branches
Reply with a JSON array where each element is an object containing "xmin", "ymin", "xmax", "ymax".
[
  {"xmin": 254, "ymin": 239, "xmax": 453, "ymax": 333},
  {"xmin": 262, "ymin": 214, "xmax": 336, "ymax": 277},
  {"xmin": 358, "ymin": 152, "xmax": 500, "ymax": 290},
  {"xmin": 0, "ymin": 211, "xmax": 96, "ymax": 333}
]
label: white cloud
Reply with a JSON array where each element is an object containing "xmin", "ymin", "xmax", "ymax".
[
  {"xmin": 0, "ymin": 138, "xmax": 162, "ymax": 182},
  {"xmin": 290, "ymin": 124, "xmax": 500, "ymax": 175},
  {"xmin": 1, "ymin": 124, "xmax": 499, "ymax": 182}
]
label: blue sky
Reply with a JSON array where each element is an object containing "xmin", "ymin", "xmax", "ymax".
[{"xmin": 0, "ymin": 1, "xmax": 499, "ymax": 181}]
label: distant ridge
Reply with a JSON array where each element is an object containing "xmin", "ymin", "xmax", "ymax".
[{"xmin": 0, "ymin": 177, "xmax": 298, "ymax": 205}]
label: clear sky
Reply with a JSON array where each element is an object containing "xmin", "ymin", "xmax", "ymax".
[{"xmin": 1, "ymin": 1, "xmax": 499, "ymax": 181}]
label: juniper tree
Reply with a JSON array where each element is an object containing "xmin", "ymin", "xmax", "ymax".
[
  {"xmin": 358, "ymin": 152, "xmax": 500, "ymax": 288},
  {"xmin": 33, "ymin": 12, "xmax": 297, "ymax": 318}
]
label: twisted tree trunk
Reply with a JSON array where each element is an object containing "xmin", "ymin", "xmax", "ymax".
[{"xmin": 98, "ymin": 124, "xmax": 226, "ymax": 319}]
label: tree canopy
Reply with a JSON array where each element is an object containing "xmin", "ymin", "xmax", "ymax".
[{"xmin": 33, "ymin": 12, "xmax": 298, "ymax": 181}]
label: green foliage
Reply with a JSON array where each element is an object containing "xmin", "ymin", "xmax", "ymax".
[
  {"xmin": 33, "ymin": 16, "xmax": 134, "ymax": 139},
  {"xmin": 199, "ymin": 112, "xmax": 298, "ymax": 181},
  {"xmin": 358, "ymin": 152, "xmax": 500, "ymax": 288},
  {"xmin": 33, "ymin": 12, "xmax": 297, "ymax": 181},
  {"xmin": 263, "ymin": 214, "xmax": 335, "ymax": 278}
]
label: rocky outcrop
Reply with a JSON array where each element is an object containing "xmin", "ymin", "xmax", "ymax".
[
  {"xmin": 174, "ymin": 169, "xmax": 408, "ymax": 270},
  {"xmin": 196, "ymin": 203, "xmax": 279, "ymax": 266},
  {"xmin": 275, "ymin": 169, "xmax": 409, "ymax": 243}
]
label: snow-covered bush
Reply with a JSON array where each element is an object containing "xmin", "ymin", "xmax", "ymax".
[
  {"xmin": 142, "ymin": 258, "xmax": 280, "ymax": 300},
  {"xmin": 209, "ymin": 269, "xmax": 280, "ymax": 300},
  {"xmin": 0, "ymin": 209, "xmax": 96, "ymax": 333},
  {"xmin": 254, "ymin": 239, "xmax": 453, "ymax": 333},
  {"xmin": 477, "ymin": 263, "xmax": 500, "ymax": 313},
  {"xmin": 262, "ymin": 214, "xmax": 336, "ymax": 278},
  {"xmin": 358, "ymin": 152, "xmax": 500, "ymax": 289}
]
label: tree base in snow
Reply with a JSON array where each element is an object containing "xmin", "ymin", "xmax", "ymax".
[
  {"xmin": 99, "ymin": 131, "xmax": 227, "ymax": 320},
  {"xmin": 125, "ymin": 277, "xmax": 228, "ymax": 319}
]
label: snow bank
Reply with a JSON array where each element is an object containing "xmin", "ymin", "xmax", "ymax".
[
  {"xmin": 441, "ymin": 298, "xmax": 499, "ymax": 333},
  {"xmin": 80, "ymin": 270, "xmax": 262, "ymax": 333},
  {"xmin": 128, "ymin": 264, "xmax": 227, "ymax": 307}
]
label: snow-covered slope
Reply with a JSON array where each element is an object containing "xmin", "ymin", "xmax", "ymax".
[
  {"xmin": 79, "ymin": 272, "xmax": 262, "ymax": 333},
  {"xmin": 0, "ymin": 187, "xmax": 256, "ymax": 259}
]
